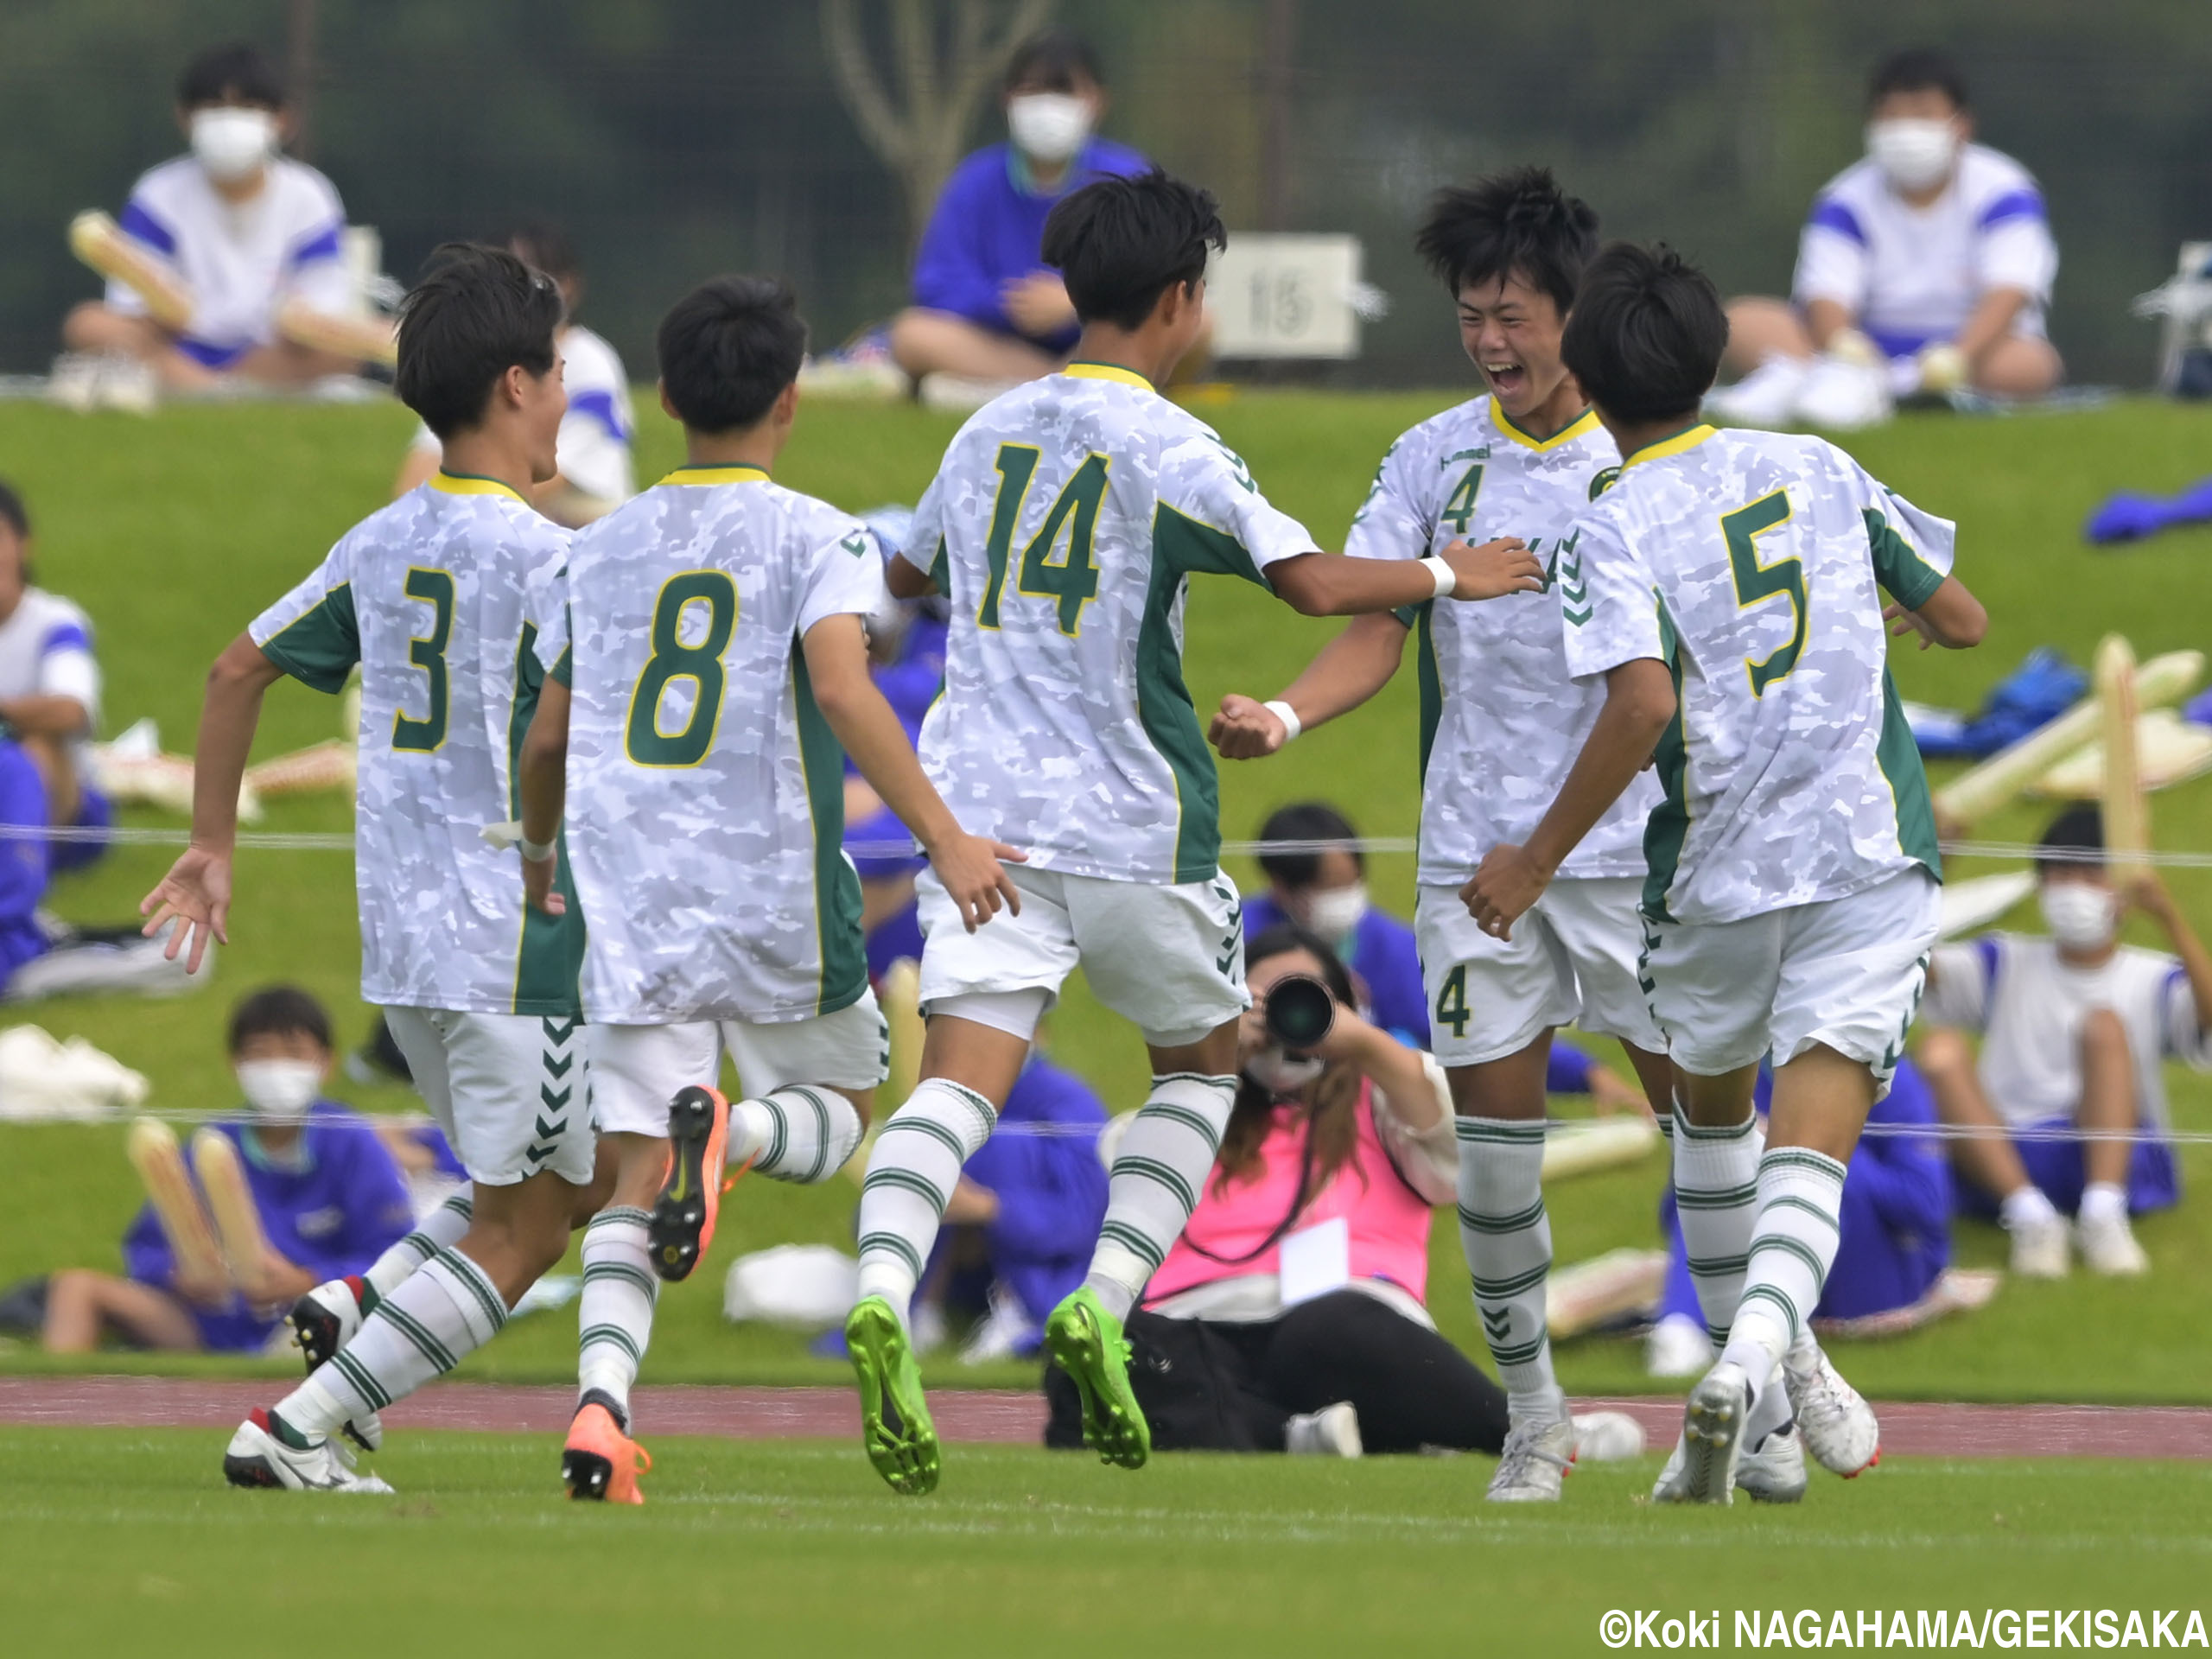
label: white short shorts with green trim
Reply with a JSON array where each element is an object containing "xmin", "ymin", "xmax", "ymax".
[{"xmin": 383, "ymin": 1007, "xmax": 594, "ymax": 1187}]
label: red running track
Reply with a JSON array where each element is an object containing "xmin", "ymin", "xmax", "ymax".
[{"xmin": 0, "ymin": 1376, "xmax": 2206, "ymax": 1459}]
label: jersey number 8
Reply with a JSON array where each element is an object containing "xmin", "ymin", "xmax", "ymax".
[
  {"xmin": 625, "ymin": 570, "xmax": 739, "ymax": 767},
  {"xmin": 977, "ymin": 442, "xmax": 1109, "ymax": 636}
]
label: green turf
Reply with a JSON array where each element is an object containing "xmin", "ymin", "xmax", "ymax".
[
  {"xmin": 3, "ymin": 1427, "xmax": 2207, "ymax": 1655},
  {"xmin": 0, "ymin": 392, "xmax": 2209, "ymax": 1402}
]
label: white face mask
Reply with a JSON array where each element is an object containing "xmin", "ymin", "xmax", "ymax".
[
  {"xmin": 191, "ymin": 107, "xmax": 277, "ymax": 184},
  {"xmin": 1244, "ymin": 1046, "xmax": 1325, "ymax": 1096},
  {"xmin": 2038, "ymin": 882, "xmax": 2120, "ymax": 953},
  {"xmin": 236, "ymin": 1058, "xmax": 321, "ymax": 1120},
  {"xmin": 1007, "ymin": 93, "xmax": 1093, "ymax": 166},
  {"xmin": 1302, "ymin": 880, "xmax": 1370, "ymax": 944},
  {"xmin": 1866, "ymin": 118, "xmax": 1959, "ymax": 194}
]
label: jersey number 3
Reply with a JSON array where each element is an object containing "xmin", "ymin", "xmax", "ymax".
[
  {"xmin": 392, "ymin": 567, "xmax": 454, "ymax": 753},
  {"xmin": 977, "ymin": 442, "xmax": 1108, "ymax": 636},
  {"xmin": 1722, "ymin": 489, "xmax": 1805, "ymax": 697},
  {"xmin": 625, "ymin": 571, "xmax": 739, "ymax": 767}
]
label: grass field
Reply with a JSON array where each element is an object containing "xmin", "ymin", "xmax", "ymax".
[
  {"xmin": 1, "ymin": 389, "xmax": 2211, "ymax": 1415},
  {"xmin": 5, "ymin": 1427, "xmax": 2209, "ymax": 1655}
]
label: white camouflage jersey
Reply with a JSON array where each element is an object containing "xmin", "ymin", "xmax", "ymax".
[
  {"xmin": 1344, "ymin": 395, "xmax": 1658, "ymax": 883},
  {"xmin": 1561, "ymin": 424, "xmax": 1953, "ymax": 925},
  {"xmin": 901, "ymin": 363, "xmax": 1317, "ymax": 884},
  {"xmin": 251, "ymin": 474, "xmax": 580, "ymax": 1015},
  {"xmin": 537, "ymin": 465, "xmax": 887, "ymax": 1024}
]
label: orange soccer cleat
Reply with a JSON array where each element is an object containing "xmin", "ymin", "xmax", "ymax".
[
  {"xmin": 562, "ymin": 1398, "xmax": 651, "ymax": 1504},
  {"xmin": 649, "ymin": 1085, "xmax": 743, "ymax": 1282}
]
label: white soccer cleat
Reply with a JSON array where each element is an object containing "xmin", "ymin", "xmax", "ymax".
[
  {"xmin": 1284, "ymin": 1402, "xmax": 1363, "ymax": 1459},
  {"xmin": 1706, "ymin": 355, "xmax": 1811, "ymax": 429},
  {"xmin": 288, "ymin": 1279, "xmax": 382, "ymax": 1452},
  {"xmin": 1735, "ymin": 1422, "xmax": 1808, "ymax": 1503},
  {"xmin": 1792, "ymin": 354, "xmax": 1893, "ymax": 430},
  {"xmin": 2076, "ymin": 1211, "xmax": 2150, "ymax": 1277},
  {"xmin": 1571, "ymin": 1410, "xmax": 1646, "ymax": 1463},
  {"xmin": 2008, "ymin": 1213, "xmax": 2070, "ymax": 1280},
  {"xmin": 1783, "ymin": 1342, "xmax": 1880, "ymax": 1478},
  {"xmin": 1486, "ymin": 1416, "xmax": 1576, "ymax": 1503},
  {"xmin": 223, "ymin": 1409, "xmax": 395, "ymax": 1494},
  {"xmin": 1645, "ymin": 1312, "xmax": 1715, "ymax": 1378},
  {"xmin": 45, "ymin": 353, "xmax": 103, "ymax": 414},
  {"xmin": 1655, "ymin": 1360, "xmax": 1750, "ymax": 1504}
]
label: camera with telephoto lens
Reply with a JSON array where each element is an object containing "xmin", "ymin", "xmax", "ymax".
[{"xmin": 1262, "ymin": 974, "xmax": 1336, "ymax": 1053}]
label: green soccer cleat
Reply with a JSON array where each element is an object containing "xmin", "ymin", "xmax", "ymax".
[
  {"xmin": 1044, "ymin": 1287, "xmax": 1150, "ymax": 1471},
  {"xmin": 846, "ymin": 1295, "xmax": 939, "ymax": 1496}
]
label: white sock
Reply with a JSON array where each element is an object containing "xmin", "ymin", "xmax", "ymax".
[
  {"xmin": 1454, "ymin": 1116, "xmax": 1565, "ymax": 1427},
  {"xmin": 733, "ymin": 1085, "xmax": 866, "ymax": 1185},
  {"xmin": 363, "ymin": 1190, "xmax": 474, "ymax": 1303},
  {"xmin": 2001, "ymin": 1184, "xmax": 2062, "ymax": 1230},
  {"xmin": 2078, "ymin": 1181, "xmax": 2128, "ymax": 1226},
  {"xmin": 1722, "ymin": 1147, "xmax": 1847, "ymax": 1398},
  {"xmin": 1084, "ymin": 1072, "xmax": 1237, "ymax": 1321},
  {"xmin": 576, "ymin": 1206, "xmax": 657, "ymax": 1427},
  {"xmin": 1671, "ymin": 1105, "xmax": 1762, "ymax": 1349},
  {"xmin": 276, "ymin": 1246, "xmax": 507, "ymax": 1439},
  {"xmin": 854, "ymin": 1077, "xmax": 998, "ymax": 1326}
]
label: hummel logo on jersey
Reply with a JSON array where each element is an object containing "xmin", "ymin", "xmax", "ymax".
[
  {"xmin": 840, "ymin": 535, "xmax": 869, "ymax": 558},
  {"xmin": 1439, "ymin": 446, "xmax": 1491, "ymax": 469},
  {"xmin": 1556, "ymin": 531, "xmax": 1592, "ymax": 626}
]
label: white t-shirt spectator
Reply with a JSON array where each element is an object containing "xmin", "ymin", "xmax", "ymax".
[
  {"xmin": 108, "ymin": 155, "xmax": 353, "ymax": 369},
  {"xmin": 0, "ymin": 588, "xmax": 100, "ymax": 779},
  {"xmin": 1792, "ymin": 143, "xmax": 2057, "ymax": 357},
  {"xmin": 409, "ymin": 324, "xmax": 635, "ymax": 505},
  {"xmin": 1922, "ymin": 934, "xmax": 2212, "ymax": 1131}
]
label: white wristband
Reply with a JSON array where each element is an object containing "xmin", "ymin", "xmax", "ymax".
[
  {"xmin": 1262, "ymin": 700, "xmax": 1302, "ymax": 743},
  {"xmin": 518, "ymin": 835, "xmax": 556, "ymax": 864},
  {"xmin": 1421, "ymin": 556, "xmax": 1456, "ymax": 599}
]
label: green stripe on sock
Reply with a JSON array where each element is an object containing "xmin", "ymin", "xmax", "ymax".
[
  {"xmin": 435, "ymin": 1248, "xmax": 507, "ymax": 1335},
  {"xmin": 578, "ymin": 1323, "xmax": 644, "ymax": 1364},
  {"xmin": 1111, "ymin": 1154, "xmax": 1196, "ymax": 1215},
  {"xmin": 1458, "ymin": 1197, "xmax": 1546, "ymax": 1235},
  {"xmin": 1748, "ymin": 1233, "xmax": 1830, "ymax": 1292},
  {"xmin": 857, "ymin": 1230, "xmax": 925, "ymax": 1280},
  {"xmin": 378, "ymin": 1303, "xmax": 458, "ymax": 1373},
  {"xmin": 861, "ymin": 1166, "xmax": 950, "ymax": 1213},
  {"xmin": 881, "ymin": 1114, "xmax": 967, "ymax": 1163},
  {"xmin": 1136, "ymin": 1102, "xmax": 1222, "ymax": 1152},
  {"xmin": 1096, "ymin": 1219, "xmax": 1165, "ymax": 1271},
  {"xmin": 582, "ymin": 1261, "xmax": 660, "ymax": 1299},
  {"xmin": 330, "ymin": 1349, "xmax": 391, "ymax": 1412},
  {"xmin": 1471, "ymin": 1262, "xmax": 1551, "ymax": 1300}
]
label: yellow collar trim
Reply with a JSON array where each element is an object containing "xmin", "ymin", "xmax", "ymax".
[
  {"xmin": 659, "ymin": 464, "xmax": 770, "ymax": 486},
  {"xmin": 430, "ymin": 470, "xmax": 528, "ymax": 504},
  {"xmin": 1490, "ymin": 397, "xmax": 1600, "ymax": 453},
  {"xmin": 1062, "ymin": 361, "xmax": 1154, "ymax": 391},
  {"xmin": 1622, "ymin": 423, "xmax": 1718, "ymax": 471}
]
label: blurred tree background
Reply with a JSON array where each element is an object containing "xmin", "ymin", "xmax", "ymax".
[{"xmin": 2, "ymin": 0, "xmax": 2208, "ymax": 385}]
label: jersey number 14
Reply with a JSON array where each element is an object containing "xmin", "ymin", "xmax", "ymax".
[{"xmin": 977, "ymin": 442, "xmax": 1108, "ymax": 636}]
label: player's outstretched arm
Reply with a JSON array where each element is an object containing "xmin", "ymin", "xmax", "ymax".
[
  {"xmin": 1211, "ymin": 612, "xmax": 1409, "ymax": 760},
  {"xmin": 139, "ymin": 632, "xmax": 285, "ymax": 973},
  {"xmin": 517, "ymin": 678, "xmax": 570, "ymax": 915},
  {"xmin": 799, "ymin": 614, "xmax": 1023, "ymax": 932},
  {"xmin": 1267, "ymin": 537, "xmax": 1541, "ymax": 618},
  {"xmin": 1884, "ymin": 575, "xmax": 1987, "ymax": 652},
  {"xmin": 1465, "ymin": 658, "xmax": 1676, "ymax": 939}
]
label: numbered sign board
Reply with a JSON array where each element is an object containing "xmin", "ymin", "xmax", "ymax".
[{"xmin": 1210, "ymin": 234, "xmax": 1364, "ymax": 359}]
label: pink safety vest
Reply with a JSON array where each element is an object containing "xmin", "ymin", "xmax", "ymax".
[{"xmin": 1147, "ymin": 1078, "xmax": 1433, "ymax": 1308}]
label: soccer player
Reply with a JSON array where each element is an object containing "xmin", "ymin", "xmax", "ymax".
[
  {"xmin": 510, "ymin": 275, "xmax": 1020, "ymax": 1502},
  {"xmin": 1465, "ymin": 241, "xmax": 1987, "ymax": 1504},
  {"xmin": 142, "ymin": 245, "xmax": 588, "ymax": 1494},
  {"xmin": 844, "ymin": 168, "xmax": 1544, "ymax": 1496},
  {"xmin": 1208, "ymin": 168, "xmax": 1671, "ymax": 1501}
]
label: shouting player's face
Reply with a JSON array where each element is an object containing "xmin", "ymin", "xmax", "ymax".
[{"xmin": 1456, "ymin": 272, "xmax": 1569, "ymax": 423}]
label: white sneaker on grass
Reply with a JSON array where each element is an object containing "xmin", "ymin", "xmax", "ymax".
[
  {"xmin": 1656, "ymin": 1418, "xmax": 1807, "ymax": 1503},
  {"xmin": 1706, "ymin": 355, "xmax": 1809, "ymax": 429},
  {"xmin": 1793, "ymin": 354, "xmax": 1892, "ymax": 430},
  {"xmin": 2076, "ymin": 1211, "xmax": 2149, "ymax": 1276},
  {"xmin": 1783, "ymin": 1341, "xmax": 1879, "ymax": 1478},
  {"xmin": 1646, "ymin": 1312, "xmax": 1714, "ymax": 1378},
  {"xmin": 1571, "ymin": 1410, "xmax": 1646, "ymax": 1463},
  {"xmin": 1486, "ymin": 1416, "xmax": 1575, "ymax": 1502},
  {"xmin": 2009, "ymin": 1213, "xmax": 2070, "ymax": 1279},
  {"xmin": 1654, "ymin": 1361, "xmax": 1750, "ymax": 1504},
  {"xmin": 223, "ymin": 1409, "xmax": 394, "ymax": 1493},
  {"xmin": 1284, "ymin": 1402, "xmax": 1363, "ymax": 1458}
]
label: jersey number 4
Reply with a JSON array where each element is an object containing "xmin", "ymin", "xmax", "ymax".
[
  {"xmin": 392, "ymin": 567, "xmax": 454, "ymax": 753},
  {"xmin": 977, "ymin": 442, "xmax": 1108, "ymax": 636},
  {"xmin": 1722, "ymin": 489, "xmax": 1805, "ymax": 697},
  {"xmin": 625, "ymin": 570, "xmax": 739, "ymax": 767}
]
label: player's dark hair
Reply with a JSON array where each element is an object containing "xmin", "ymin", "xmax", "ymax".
[
  {"xmin": 657, "ymin": 276, "xmax": 809, "ymax": 435},
  {"xmin": 1005, "ymin": 29, "xmax": 1103, "ymax": 92},
  {"xmin": 178, "ymin": 42, "xmax": 286, "ymax": 111},
  {"xmin": 1560, "ymin": 243, "xmax": 1727, "ymax": 426},
  {"xmin": 1217, "ymin": 923, "xmax": 1363, "ymax": 1194},
  {"xmin": 2036, "ymin": 804, "xmax": 2106, "ymax": 874},
  {"xmin": 396, "ymin": 244, "xmax": 563, "ymax": 441},
  {"xmin": 0, "ymin": 480, "xmax": 27, "ymax": 543},
  {"xmin": 1042, "ymin": 170, "xmax": 1224, "ymax": 332},
  {"xmin": 1415, "ymin": 167, "xmax": 1600, "ymax": 316},
  {"xmin": 228, "ymin": 985, "xmax": 334, "ymax": 1055},
  {"xmin": 1869, "ymin": 48, "xmax": 1969, "ymax": 112},
  {"xmin": 500, "ymin": 219, "xmax": 581, "ymax": 287},
  {"xmin": 1257, "ymin": 802, "xmax": 1364, "ymax": 889}
]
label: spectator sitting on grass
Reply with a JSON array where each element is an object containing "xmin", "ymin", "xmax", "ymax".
[
  {"xmin": 1915, "ymin": 804, "xmax": 2206, "ymax": 1281},
  {"xmin": 888, "ymin": 30, "xmax": 1151, "ymax": 402},
  {"xmin": 7, "ymin": 986, "xmax": 414, "ymax": 1353},
  {"xmin": 0, "ymin": 480, "xmax": 111, "ymax": 872}
]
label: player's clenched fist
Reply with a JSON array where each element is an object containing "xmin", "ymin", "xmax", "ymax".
[
  {"xmin": 1209, "ymin": 693, "xmax": 1289, "ymax": 760},
  {"xmin": 1440, "ymin": 536, "xmax": 1543, "ymax": 601},
  {"xmin": 927, "ymin": 833, "xmax": 1027, "ymax": 932},
  {"xmin": 1463, "ymin": 842, "xmax": 1552, "ymax": 940}
]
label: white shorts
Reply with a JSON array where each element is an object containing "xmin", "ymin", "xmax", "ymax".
[
  {"xmin": 588, "ymin": 988, "xmax": 888, "ymax": 1138},
  {"xmin": 383, "ymin": 1007, "xmax": 594, "ymax": 1187},
  {"xmin": 1415, "ymin": 877, "xmax": 1664, "ymax": 1066},
  {"xmin": 1643, "ymin": 867, "xmax": 1942, "ymax": 1090},
  {"xmin": 915, "ymin": 864, "xmax": 1248, "ymax": 1048}
]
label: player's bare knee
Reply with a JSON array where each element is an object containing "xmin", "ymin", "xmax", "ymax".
[{"xmin": 2077, "ymin": 1007, "xmax": 2128, "ymax": 1064}]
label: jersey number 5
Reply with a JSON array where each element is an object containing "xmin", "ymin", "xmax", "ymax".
[
  {"xmin": 625, "ymin": 570, "xmax": 738, "ymax": 768},
  {"xmin": 977, "ymin": 442, "xmax": 1108, "ymax": 636},
  {"xmin": 392, "ymin": 567, "xmax": 454, "ymax": 753},
  {"xmin": 1722, "ymin": 489, "xmax": 1805, "ymax": 697}
]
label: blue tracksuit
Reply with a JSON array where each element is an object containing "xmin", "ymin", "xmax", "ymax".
[{"xmin": 0, "ymin": 740, "xmax": 50, "ymax": 988}]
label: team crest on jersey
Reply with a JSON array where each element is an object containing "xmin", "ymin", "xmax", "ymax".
[{"xmin": 1588, "ymin": 465, "xmax": 1622, "ymax": 500}]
